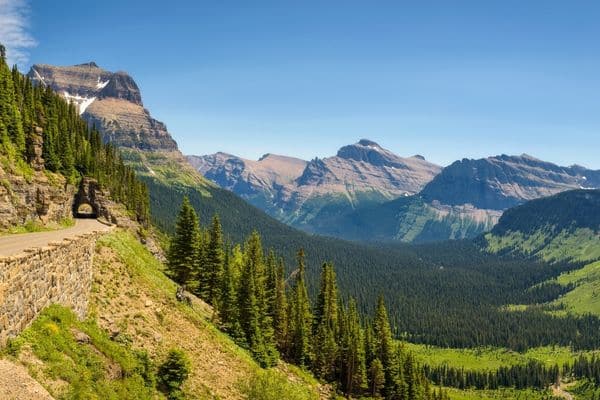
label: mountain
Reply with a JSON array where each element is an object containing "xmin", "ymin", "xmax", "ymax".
[
  {"xmin": 316, "ymin": 155, "xmax": 600, "ymax": 243},
  {"xmin": 491, "ymin": 189, "xmax": 600, "ymax": 237},
  {"xmin": 421, "ymin": 154, "xmax": 600, "ymax": 210},
  {"xmin": 189, "ymin": 139, "xmax": 441, "ymax": 228},
  {"xmin": 29, "ymin": 62, "xmax": 177, "ymax": 151}
]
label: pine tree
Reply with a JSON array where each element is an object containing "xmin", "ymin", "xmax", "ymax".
[
  {"xmin": 288, "ymin": 249, "xmax": 313, "ymax": 366},
  {"xmin": 200, "ymin": 215, "xmax": 224, "ymax": 304},
  {"xmin": 373, "ymin": 295, "xmax": 397, "ymax": 397},
  {"xmin": 340, "ymin": 298, "xmax": 367, "ymax": 396},
  {"xmin": 167, "ymin": 197, "xmax": 200, "ymax": 285},
  {"xmin": 272, "ymin": 258, "xmax": 288, "ymax": 353},
  {"xmin": 219, "ymin": 248, "xmax": 238, "ymax": 333},
  {"xmin": 237, "ymin": 231, "xmax": 278, "ymax": 367},
  {"xmin": 369, "ymin": 358, "xmax": 385, "ymax": 398},
  {"xmin": 313, "ymin": 262, "xmax": 340, "ymax": 381}
]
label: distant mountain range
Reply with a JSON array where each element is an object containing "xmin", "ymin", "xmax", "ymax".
[
  {"xmin": 189, "ymin": 139, "xmax": 441, "ymax": 228},
  {"xmin": 191, "ymin": 146, "xmax": 600, "ymax": 243}
]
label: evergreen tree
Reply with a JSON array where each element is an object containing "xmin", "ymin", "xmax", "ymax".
[
  {"xmin": 340, "ymin": 298, "xmax": 367, "ymax": 396},
  {"xmin": 373, "ymin": 295, "xmax": 397, "ymax": 396},
  {"xmin": 237, "ymin": 231, "xmax": 278, "ymax": 367},
  {"xmin": 313, "ymin": 262, "xmax": 340, "ymax": 381},
  {"xmin": 369, "ymin": 358, "xmax": 385, "ymax": 398},
  {"xmin": 219, "ymin": 248, "xmax": 238, "ymax": 334},
  {"xmin": 288, "ymin": 249, "xmax": 313, "ymax": 366},
  {"xmin": 167, "ymin": 197, "xmax": 200, "ymax": 285},
  {"xmin": 272, "ymin": 258, "xmax": 288, "ymax": 353},
  {"xmin": 200, "ymin": 215, "xmax": 224, "ymax": 304}
]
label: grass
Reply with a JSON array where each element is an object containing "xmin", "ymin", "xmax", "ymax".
[
  {"xmin": 5, "ymin": 304, "xmax": 158, "ymax": 399},
  {"xmin": 406, "ymin": 342, "xmax": 599, "ymax": 371},
  {"xmin": 549, "ymin": 260, "xmax": 600, "ymax": 316},
  {"xmin": 446, "ymin": 387, "xmax": 559, "ymax": 400},
  {"xmin": 487, "ymin": 227, "xmax": 600, "ymax": 317}
]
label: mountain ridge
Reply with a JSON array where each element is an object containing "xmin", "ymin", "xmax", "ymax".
[{"xmin": 189, "ymin": 139, "xmax": 442, "ymax": 228}]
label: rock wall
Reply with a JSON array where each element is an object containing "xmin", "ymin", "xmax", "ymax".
[
  {"xmin": 0, "ymin": 166, "xmax": 75, "ymax": 230},
  {"xmin": 0, "ymin": 231, "xmax": 101, "ymax": 345}
]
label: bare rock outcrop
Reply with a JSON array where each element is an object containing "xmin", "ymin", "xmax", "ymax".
[{"xmin": 0, "ymin": 166, "xmax": 75, "ymax": 230}]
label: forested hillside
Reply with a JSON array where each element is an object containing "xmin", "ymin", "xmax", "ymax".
[{"xmin": 165, "ymin": 198, "xmax": 449, "ymax": 399}]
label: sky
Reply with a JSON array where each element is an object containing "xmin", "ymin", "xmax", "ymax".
[{"xmin": 1, "ymin": 0, "xmax": 600, "ymax": 168}]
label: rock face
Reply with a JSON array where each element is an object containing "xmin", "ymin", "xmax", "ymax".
[
  {"xmin": 189, "ymin": 140, "xmax": 441, "ymax": 227},
  {"xmin": 28, "ymin": 63, "xmax": 177, "ymax": 152},
  {"xmin": 297, "ymin": 140, "xmax": 441, "ymax": 197},
  {"xmin": 189, "ymin": 152, "xmax": 307, "ymax": 198},
  {"xmin": 0, "ymin": 165, "xmax": 75, "ymax": 230},
  {"xmin": 421, "ymin": 154, "xmax": 600, "ymax": 210}
]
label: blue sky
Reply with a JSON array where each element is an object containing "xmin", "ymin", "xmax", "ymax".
[{"xmin": 3, "ymin": 0, "xmax": 600, "ymax": 168}]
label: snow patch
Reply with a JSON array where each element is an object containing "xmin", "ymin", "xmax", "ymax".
[
  {"xmin": 96, "ymin": 77, "xmax": 109, "ymax": 89},
  {"xmin": 31, "ymin": 68, "xmax": 47, "ymax": 86},
  {"xmin": 63, "ymin": 91, "xmax": 96, "ymax": 114}
]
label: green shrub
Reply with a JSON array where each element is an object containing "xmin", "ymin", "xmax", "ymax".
[{"xmin": 157, "ymin": 349, "xmax": 191, "ymax": 399}]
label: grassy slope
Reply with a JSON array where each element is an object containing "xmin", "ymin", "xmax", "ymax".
[
  {"xmin": 4, "ymin": 230, "xmax": 322, "ymax": 400},
  {"xmin": 486, "ymin": 228, "xmax": 600, "ymax": 317},
  {"xmin": 406, "ymin": 343, "xmax": 599, "ymax": 371},
  {"xmin": 445, "ymin": 387, "xmax": 554, "ymax": 400}
]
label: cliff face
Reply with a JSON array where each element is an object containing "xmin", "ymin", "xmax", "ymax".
[
  {"xmin": 28, "ymin": 63, "xmax": 177, "ymax": 152},
  {"xmin": 0, "ymin": 165, "xmax": 75, "ymax": 230}
]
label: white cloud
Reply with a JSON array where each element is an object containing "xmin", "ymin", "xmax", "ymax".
[{"xmin": 0, "ymin": 0, "xmax": 36, "ymax": 68}]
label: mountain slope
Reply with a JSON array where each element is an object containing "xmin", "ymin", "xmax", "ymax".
[
  {"xmin": 485, "ymin": 189, "xmax": 600, "ymax": 258},
  {"xmin": 483, "ymin": 189, "xmax": 600, "ymax": 317},
  {"xmin": 26, "ymin": 63, "xmax": 320, "ymax": 247},
  {"xmin": 190, "ymin": 139, "xmax": 441, "ymax": 229},
  {"xmin": 422, "ymin": 154, "xmax": 600, "ymax": 210},
  {"xmin": 319, "ymin": 155, "xmax": 600, "ymax": 243}
]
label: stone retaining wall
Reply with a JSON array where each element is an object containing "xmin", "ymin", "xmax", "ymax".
[{"xmin": 0, "ymin": 231, "xmax": 102, "ymax": 345}]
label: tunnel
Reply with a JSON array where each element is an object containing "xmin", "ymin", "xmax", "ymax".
[
  {"xmin": 72, "ymin": 178, "xmax": 101, "ymax": 219},
  {"xmin": 74, "ymin": 202, "xmax": 97, "ymax": 218}
]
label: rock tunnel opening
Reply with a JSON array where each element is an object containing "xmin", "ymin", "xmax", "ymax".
[{"xmin": 75, "ymin": 202, "xmax": 97, "ymax": 219}]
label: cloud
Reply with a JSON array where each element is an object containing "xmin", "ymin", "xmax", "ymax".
[{"xmin": 0, "ymin": 0, "xmax": 36, "ymax": 68}]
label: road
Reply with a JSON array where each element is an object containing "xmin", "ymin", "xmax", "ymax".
[{"xmin": 0, "ymin": 219, "xmax": 112, "ymax": 257}]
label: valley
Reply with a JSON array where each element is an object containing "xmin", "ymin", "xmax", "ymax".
[{"xmin": 1, "ymin": 13, "xmax": 600, "ymax": 398}]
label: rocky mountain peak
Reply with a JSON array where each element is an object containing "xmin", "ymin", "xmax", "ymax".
[
  {"xmin": 28, "ymin": 62, "xmax": 177, "ymax": 152},
  {"xmin": 76, "ymin": 61, "xmax": 100, "ymax": 68},
  {"xmin": 98, "ymin": 71, "xmax": 142, "ymax": 105},
  {"xmin": 357, "ymin": 139, "xmax": 381, "ymax": 147}
]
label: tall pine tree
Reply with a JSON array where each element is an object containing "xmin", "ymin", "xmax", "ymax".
[
  {"xmin": 167, "ymin": 197, "xmax": 200, "ymax": 285},
  {"xmin": 313, "ymin": 262, "xmax": 340, "ymax": 381},
  {"xmin": 288, "ymin": 249, "xmax": 313, "ymax": 366}
]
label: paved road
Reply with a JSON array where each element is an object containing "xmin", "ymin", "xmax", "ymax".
[{"xmin": 0, "ymin": 219, "xmax": 112, "ymax": 257}]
